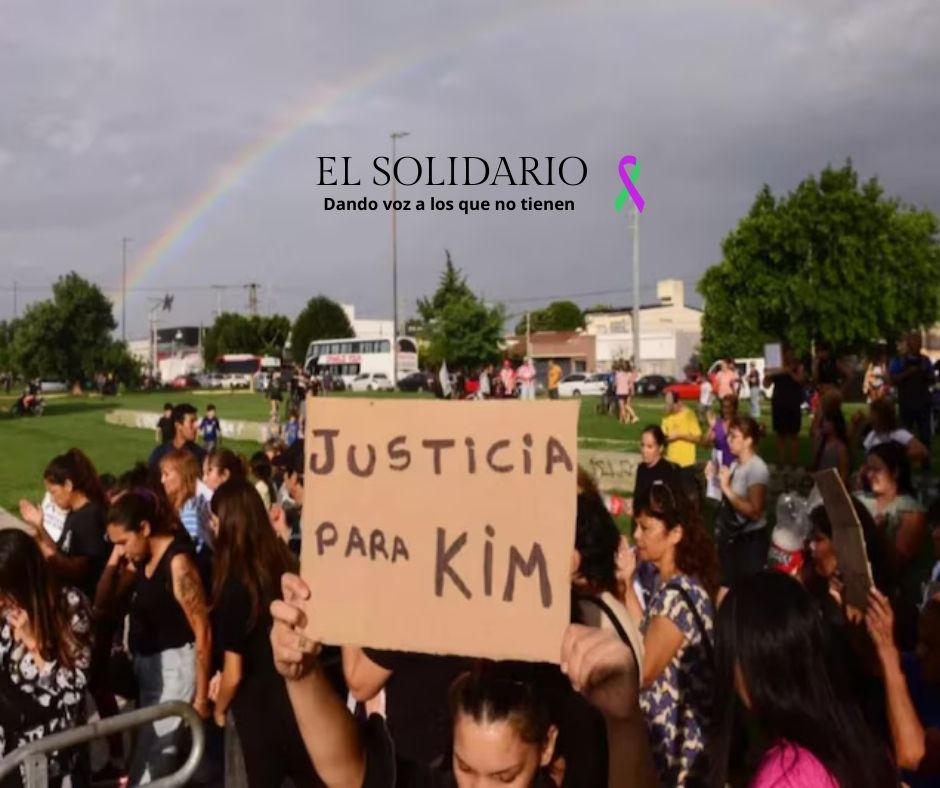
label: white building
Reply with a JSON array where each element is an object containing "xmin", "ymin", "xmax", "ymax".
[
  {"xmin": 584, "ymin": 279, "xmax": 702, "ymax": 377},
  {"xmin": 342, "ymin": 304, "xmax": 394, "ymax": 338}
]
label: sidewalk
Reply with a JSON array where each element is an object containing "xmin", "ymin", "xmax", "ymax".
[{"xmin": 0, "ymin": 507, "xmax": 25, "ymax": 530}]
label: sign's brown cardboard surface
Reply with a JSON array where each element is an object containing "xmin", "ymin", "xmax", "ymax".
[
  {"xmin": 814, "ymin": 468, "xmax": 873, "ymax": 610},
  {"xmin": 300, "ymin": 397, "xmax": 579, "ymax": 663}
]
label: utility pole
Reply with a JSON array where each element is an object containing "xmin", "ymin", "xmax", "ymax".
[
  {"xmin": 12, "ymin": 280, "xmax": 17, "ymax": 320},
  {"xmin": 211, "ymin": 285, "xmax": 225, "ymax": 318},
  {"xmin": 391, "ymin": 130, "xmax": 410, "ymax": 385},
  {"xmin": 526, "ymin": 311, "xmax": 532, "ymax": 358},
  {"xmin": 631, "ymin": 206, "xmax": 641, "ymax": 369},
  {"xmin": 246, "ymin": 283, "xmax": 259, "ymax": 316},
  {"xmin": 121, "ymin": 237, "xmax": 131, "ymax": 341}
]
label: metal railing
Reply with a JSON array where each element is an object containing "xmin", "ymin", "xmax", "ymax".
[{"xmin": 0, "ymin": 701, "xmax": 205, "ymax": 788}]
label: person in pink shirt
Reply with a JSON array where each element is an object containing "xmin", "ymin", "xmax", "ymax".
[
  {"xmin": 710, "ymin": 572, "xmax": 896, "ymax": 788},
  {"xmin": 517, "ymin": 357, "xmax": 537, "ymax": 401},
  {"xmin": 499, "ymin": 359, "xmax": 517, "ymax": 399}
]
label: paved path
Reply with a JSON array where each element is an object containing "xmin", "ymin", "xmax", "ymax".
[{"xmin": 0, "ymin": 506, "xmax": 25, "ymax": 530}]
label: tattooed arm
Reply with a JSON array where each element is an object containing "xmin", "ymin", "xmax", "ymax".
[{"xmin": 171, "ymin": 553, "xmax": 212, "ymax": 718}]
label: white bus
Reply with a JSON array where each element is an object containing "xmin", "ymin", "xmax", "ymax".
[{"xmin": 304, "ymin": 336, "xmax": 419, "ymax": 385}]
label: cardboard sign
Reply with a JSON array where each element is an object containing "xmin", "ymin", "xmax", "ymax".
[
  {"xmin": 764, "ymin": 342, "xmax": 783, "ymax": 372},
  {"xmin": 580, "ymin": 448, "xmax": 641, "ymax": 493},
  {"xmin": 300, "ymin": 398, "xmax": 579, "ymax": 663},
  {"xmin": 813, "ymin": 469, "xmax": 873, "ymax": 610}
]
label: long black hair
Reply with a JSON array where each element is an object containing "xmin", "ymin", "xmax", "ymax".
[
  {"xmin": 44, "ymin": 448, "xmax": 107, "ymax": 508},
  {"xmin": 0, "ymin": 530, "xmax": 86, "ymax": 669},
  {"xmin": 709, "ymin": 572, "xmax": 896, "ymax": 788},
  {"xmin": 867, "ymin": 440, "xmax": 914, "ymax": 497}
]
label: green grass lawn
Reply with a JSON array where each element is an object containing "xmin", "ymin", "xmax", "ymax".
[{"xmin": 0, "ymin": 390, "xmax": 833, "ymax": 513}]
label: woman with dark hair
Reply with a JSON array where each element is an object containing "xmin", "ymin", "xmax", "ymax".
[
  {"xmin": 703, "ymin": 395, "xmax": 738, "ymax": 468},
  {"xmin": 710, "ymin": 571, "xmax": 896, "ymax": 788},
  {"xmin": 620, "ymin": 481, "xmax": 719, "ymax": 785},
  {"xmin": 249, "ymin": 451, "xmax": 276, "ymax": 511},
  {"xmin": 707, "ymin": 416, "xmax": 770, "ymax": 592},
  {"xmin": 630, "ymin": 426, "xmax": 679, "ymax": 514},
  {"xmin": 18, "ymin": 448, "xmax": 109, "ymax": 601},
  {"xmin": 202, "ymin": 447, "xmax": 246, "ymax": 492},
  {"xmin": 268, "ymin": 570, "xmax": 645, "ymax": 787},
  {"xmin": 861, "ymin": 398, "xmax": 929, "ymax": 465},
  {"xmin": 99, "ymin": 491, "xmax": 212, "ymax": 783},
  {"xmin": 813, "ymin": 405, "xmax": 850, "ymax": 485},
  {"xmin": 207, "ymin": 479, "xmax": 317, "ymax": 787},
  {"xmin": 0, "ymin": 529, "xmax": 91, "ymax": 786},
  {"xmin": 856, "ymin": 441, "xmax": 931, "ymax": 631}
]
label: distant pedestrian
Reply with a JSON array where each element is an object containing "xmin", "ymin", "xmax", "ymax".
[
  {"xmin": 547, "ymin": 359, "xmax": 562, "ymax": 400},
  {"xmin": 199, "ymin": 405, "xmax": 221, "ymax": 453},
  {"xmin": 155, "ymin": 402, "xmax": 174, "ymax": 445},
  {"xmin": 747, "ymin": 363, "xmax": 761, "ymax": 419},
  {"xmin": 518, "ymin": 357, "xmax": 537, "ymax": 400}
]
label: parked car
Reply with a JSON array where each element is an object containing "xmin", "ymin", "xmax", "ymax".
[
  {"xmin": 39, "ymin": 380, "xmax": 68, "ymax": 394},
  {"xmin": 169, "ymin": 374, "xmax": 201, "ymax": 390},
  {"xmin": 348, "ymin": 372, "xmax": 395, "ymax": 392},
  {"xmin": 664, "ymin": 379, "xmax": 701, "ymax": 401},
  {"xmin": 635, "ymin": 375, "xmax": 675, "ymax": 397},
  {"xmin": 197, "ymin": 373, "xmax": 224, "ymax": 389},
  {"xmin": 557, "ymin": 373, "xmax": 608, "ymax": 398},
  {"xmin": 398, "ymin": 371, "xmax": 432, "ymax": 393}
]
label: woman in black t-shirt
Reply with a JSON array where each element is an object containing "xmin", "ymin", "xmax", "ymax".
[
  {"xmin": 18, "ymin": 449, "xmax": 109, "ymax": 601},
  {"xmin": 100, "ymin": 491, "xmax": 212, "ymax": 783},
  {"xmin": 208, "ymin": 479, "xmax": 318, "ymax": 787},
  {"xmin": 630, "ymin": 426, "xmax": 679, "ymax": 513}
]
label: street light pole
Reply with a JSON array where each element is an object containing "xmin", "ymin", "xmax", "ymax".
[
  {"xmin": 122, "ymin": 237, "xmax": 131, "ymax": 342},
  {"xmin": 631, "ymin": 207, "xmax": 640, "ymax": 370},
  {"xmin": 391, "ymin": 130, "xmax": 409, "ymax": 385}
]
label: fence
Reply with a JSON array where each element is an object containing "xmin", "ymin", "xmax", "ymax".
[{"xmin": 0, "ymin": 701, "xmax": 204, "ymax": 788}]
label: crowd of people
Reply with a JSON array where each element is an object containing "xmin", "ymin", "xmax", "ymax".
[{"xmin": 4, "ymin": 334, "xmax": 940, "ymax": 787}]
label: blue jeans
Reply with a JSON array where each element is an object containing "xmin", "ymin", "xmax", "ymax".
[{"xmin": 129, "ymin": 643, "xmax": 196, "ymax": 784}]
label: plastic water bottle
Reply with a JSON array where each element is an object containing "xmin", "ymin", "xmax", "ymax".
[{"xmin": 767, "ymin": 492, "xmax": 811, "ymax": 575}]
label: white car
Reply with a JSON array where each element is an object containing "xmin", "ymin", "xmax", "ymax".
[
  {"xmin": 557, "ymin": 373, "xmax": 608, "ymax": 398},
  {"xmin": 348, "ymin": 372, "xmax": 395, "ymax": 392}
]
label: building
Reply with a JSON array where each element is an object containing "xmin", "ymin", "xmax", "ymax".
[
  {"xmin": 503, "ymin": 331, "xmax": 597, "ymax": 380},
  {"xmin": 342, "ymin": 304, "xmax": 394, "ymax": 339},
  {"xmin": 128, "ymin": 325, "xmax": 204, "ymax": 381},
  {"xmin": 584, "ymin": 279, "xmax": 702, "ymax": 377}
]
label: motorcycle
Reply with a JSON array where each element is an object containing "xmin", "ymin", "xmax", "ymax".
[{"xmin": 11, "ymin": 391, "xmax": 44, "ymax": 416}]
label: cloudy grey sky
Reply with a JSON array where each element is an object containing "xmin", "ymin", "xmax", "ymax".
[{"xmin": 1, "ymin": 0, "xmax": 938, "ymax": 337}]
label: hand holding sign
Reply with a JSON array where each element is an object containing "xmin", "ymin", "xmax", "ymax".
[{"xmin": 300, "ymin": 398, "xmax": 579, "ymax": 663}]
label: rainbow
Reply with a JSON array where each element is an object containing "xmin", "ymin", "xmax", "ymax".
[{"xmin": 118, "ymin": 0, "xmax": 574, "ymax": 314}]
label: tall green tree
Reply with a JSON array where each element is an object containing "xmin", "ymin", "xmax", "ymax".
[
  {"xmin": 416, "ymin": 252, "xmax": 505, "ymax": 369},
  {"xmin": 424, "ymin": 295, "xmax": 505, "ymax": 370},
  {"xmin": 415, "ymin": 250, "xmax": 474, "ymax": 328},
  {"xmin": 10, "ymin": 272, "xmax": 138, "ymax": 384},
  {"xmin": 698, "ymin": 162, "xmax": 940, "ymax": 363},
  {"xmin": 203, "ymin": 313, "xmax": 291, "ymax": 367},
  {"xmin": 290, "ymin": 296, "xmax": 354, "ymax": 363},
  {"xmin": 0, "ymin": 320, "xmax": 15, "ymax": 372},
  {"xmin": 514, "ymin": 300, "xmax": 584, "ymax": 334}
]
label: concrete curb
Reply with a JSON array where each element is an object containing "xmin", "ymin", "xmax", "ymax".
[{"xmin": 105, "ymin": 409, "xmax": 272, "ymax": 444}]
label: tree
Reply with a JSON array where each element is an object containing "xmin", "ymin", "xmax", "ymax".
[
  {"xmin": 424, "ymin": 295, "xmax": 505, "ymax": 370},
  {"xmin": 0, "ymin": 320, "xmax": 15, "ymax": 372},
  {"xmin": 698, "ymin": 162, "xmax": 940, "ymax": 363},
  {"xmin": 514, "ymin": 300, "xmax": 584, "ymax": 334},
  {"xmin": 290, "ymin": 296, "xmax": 354, "ymax": 363},
  {"xmin": 415, "ymin": 249, "xmax": 474, "ymax": 328},
  {"xmin": 203, "ymin": 313, "xmax": 291, "ymax": 367},
  {"xmin": 416, "ymin": 252, "xmax": 505, "ymax": 369},
  {"xmin": 10, "ymin": 272, "xmax": 138, "ymax": 385}
]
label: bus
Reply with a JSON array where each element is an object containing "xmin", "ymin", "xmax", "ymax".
[
  {"xmin": 216, "ymin": 354, "xmax": 262, "ymax": 388},
  {"xmin": 304, "ymin": 336, "xmax": 418, "ymax": 385}
]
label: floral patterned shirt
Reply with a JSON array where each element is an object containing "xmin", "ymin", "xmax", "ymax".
[
  {"xmin": 0, "ymin": 588, "xmax": 92, "ymax": 780},
  {"xmin": 639, "ymin": 574, "xmax": 714, "ymax": 786}
]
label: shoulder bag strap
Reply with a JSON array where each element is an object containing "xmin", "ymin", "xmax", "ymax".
[{"xmin": 665, "ymin": 581, "xmax": 714, "ymax": 663}]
